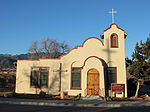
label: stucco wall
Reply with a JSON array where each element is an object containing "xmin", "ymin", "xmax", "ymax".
[
  {"xmin": 16, "ymin": 24, "xmax": 127, "ymax": 97},
  {"xmin": 16, "ymin": 60, "xmax": 61, "ymax": 95}
]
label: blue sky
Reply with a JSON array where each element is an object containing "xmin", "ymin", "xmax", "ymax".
[{"xmin": 0, "ymin": 0, "xmax": 150, "ymax": 58}]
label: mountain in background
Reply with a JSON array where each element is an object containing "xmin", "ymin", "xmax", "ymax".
[
  {"xmin": 0, "ymin": 54, "xmax": 31, "ymax": 71},
  {"xmin": 0, "ymin": 54, "xmax": 17, "ymax": 57}
]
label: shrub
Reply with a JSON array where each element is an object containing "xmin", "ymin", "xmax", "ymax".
[{"xmin": 39, "ymin": 91, "xmax": 46, "ymax": 98}]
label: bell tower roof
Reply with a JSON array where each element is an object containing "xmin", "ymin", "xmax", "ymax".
[{"xmin": 101, "ymin": 24, "xmax": 127, "ymax": 39}]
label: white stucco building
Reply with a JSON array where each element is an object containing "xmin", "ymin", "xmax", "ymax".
[{"xmin": 16, "ymin": 24, "xmax": 127, "ymax": 98}]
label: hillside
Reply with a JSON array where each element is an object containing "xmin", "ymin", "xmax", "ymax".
[{"xmin": 0, "ymin": 54, "xmax": 31, "ymax": 71}]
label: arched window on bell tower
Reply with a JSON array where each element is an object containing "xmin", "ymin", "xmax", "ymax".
[{"xmin": 110, "ymin": 33, "xmax": 118, "ymax": 48}]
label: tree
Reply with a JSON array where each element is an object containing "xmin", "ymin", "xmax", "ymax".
[
  {"xmin": 126, "ymin": 57, "xmax": 132, "ymax": 68},
  {"xmin": 0, "ymin": 56, "xmax": 16, "ymax": 71},
  {"xmin": 129, "ymin": 36, "xmax": 150, "ymax": 97},
  {"xmin": 28, "ymin": 38, "xmax": 70, "ymax": 59}
]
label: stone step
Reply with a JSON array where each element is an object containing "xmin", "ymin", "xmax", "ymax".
[{"xmin": 81, "ymin": 95, "xmax": 104, "ymax": 100}]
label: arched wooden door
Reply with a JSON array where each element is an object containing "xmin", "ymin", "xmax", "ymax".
[{"xmin": 87, "ymin": 68, "xmax": 99, "ymax": 95}]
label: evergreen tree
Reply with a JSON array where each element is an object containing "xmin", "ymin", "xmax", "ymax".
[
  {"xmin": 141, "ymin": 37, "xmax": 150, "ymax": 79},
  {"xmin": 129, "ymin": 36, "xmax": 150, "ymax": 97},
  {"xmin": 129, "ymin": 37, "xmax": 150, "ymax": 80}
]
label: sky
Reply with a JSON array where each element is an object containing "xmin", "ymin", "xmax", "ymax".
[{"xmin": 0, "ymin": 0, "xmax": 150, "ymax": 58}]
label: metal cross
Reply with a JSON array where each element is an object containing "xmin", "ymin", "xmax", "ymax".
[
  {"xmin": 109, "ymin": 8, "xmax": 117, "ymax": 23},
  {"xmin": 53, "ymin": 63, "xmax": 67, "ymax": 92}
]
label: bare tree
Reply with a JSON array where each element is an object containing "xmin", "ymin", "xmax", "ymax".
[
  {"xmin": 60, "ymin": 41, "xmax": 70, "ymax": 54},
  {"xmin": 28, "ymin": 38, "xmax": 70, "ymax": 59}
]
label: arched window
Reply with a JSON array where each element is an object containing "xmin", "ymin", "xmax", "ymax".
[{"xmin": 111, "ymin": 33, "xmax": 118, "ymax": 48}]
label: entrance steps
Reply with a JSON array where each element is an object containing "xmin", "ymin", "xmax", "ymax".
[{"xmin": 81, "ymin": 95, "xmax": 104, "ymax": 100}]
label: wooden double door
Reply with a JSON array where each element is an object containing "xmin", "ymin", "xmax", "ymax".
[{"xmin": 87, "ymin": 68, "xmax": 99, "ymax": 95}]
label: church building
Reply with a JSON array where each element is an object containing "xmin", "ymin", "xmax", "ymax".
[{"xmin": 15, "ymin": 23, "xmax": 127, "ymax": 98}]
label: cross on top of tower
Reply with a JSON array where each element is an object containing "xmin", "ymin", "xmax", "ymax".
[{"xmin": 109, "ymin": 8, "xmax": 117, "ymax": 23}]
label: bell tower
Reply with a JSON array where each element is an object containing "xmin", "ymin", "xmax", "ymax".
[
  {"xmin": 101, "ymin": 24, "xmax": 127, "ymax": 50},
  {"xmin": 101, "ymin": 23, "xmax": 128, "ymax": 97}
]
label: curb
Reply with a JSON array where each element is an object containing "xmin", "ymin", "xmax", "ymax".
[
  {"xmin": 0, "ymin": 100, "xmax": 119, "ymax": 107},
  {"xmin": 0, "ymin": 99, "xmax": 150, "ymax": 107}
]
